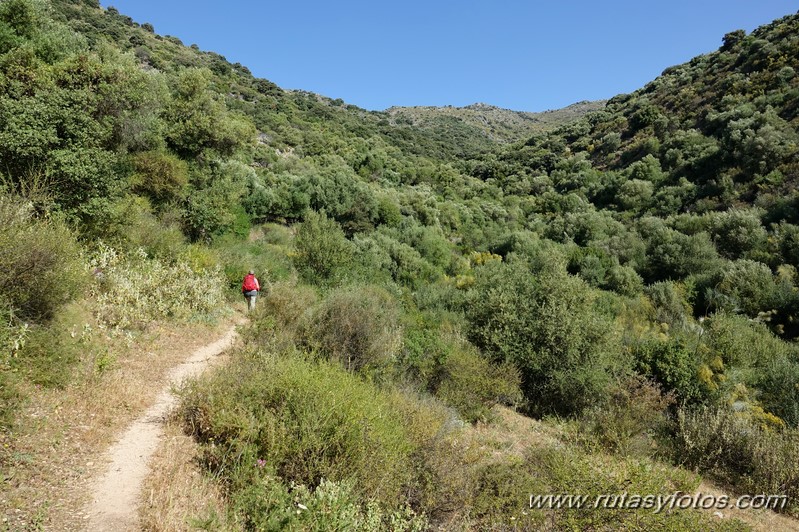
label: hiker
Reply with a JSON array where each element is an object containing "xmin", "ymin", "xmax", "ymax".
[{"xmin": 242, "ymin": 270, "xmax": 260, "ymax": 312}]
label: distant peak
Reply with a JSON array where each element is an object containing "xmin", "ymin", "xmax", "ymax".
[{"xmin": 464, "ymin": 102, "xmax": 498, "ymax": 110}]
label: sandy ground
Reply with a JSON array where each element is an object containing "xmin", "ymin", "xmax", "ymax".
[{"xmin": 84, "ymin": 326, "xmax": 239, "ymax": 531}]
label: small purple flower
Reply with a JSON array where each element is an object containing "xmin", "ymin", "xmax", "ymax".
[{"xmin": 256, "ymin": 459, "xmax": 266, "ymax": 468}]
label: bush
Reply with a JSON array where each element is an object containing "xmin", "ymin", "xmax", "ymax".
[
  {"xmin": 0, "ymin": 195, "xmax": 87, "ymax": 321},
  {"xmin": 465, "ymin": 260, "xmax": 626, "ymax": 417},
  {"xmin": 229, "ymin": 476, "xmax": 427, "ymax": 531},
  {"xmin": 129, "ymin": 150, "xmax": 188, "ymax": 204},
  {"xmin": 180, "ymin": 352, "xmax": 454, "ymax": 525},
  {"xmin": 0, "ymin": 302, "xmax": 25, "ymax": 427},
  {"xmin": 101, "ymin": 196, "xmax": 188, "ymax": 262},
  {"xmin": 705, "ymin": 209, "xmax": 768, "ymax": 260},
  {"xmin": 214, "ymin": 234, "xmax": 290, "ymax": 292},
  {"xmin": 433, "ymin": 344, "xmax": 522, "ymax": 423},
  {"xmin": 604, "ymin": 264, "xmax": 644, "ymax": 296},
  {"xmin": 470, "ymin": 457, "xmax": 548, "ymax": 529},
  {"xmin": 758, "ymin": 353, "xmax": 799, "ymax": 428},
  {"xmin": 355, "ymin": 232, "xmax": 441, "ymax": 289},
  {"xmin": 536, "ymin": 446, "xmax": 736, "ymax": 530},
  {"xmin": 89, "ymin": 243, "xmax": 225, "ymax": 329},
  {"xmin": 633, "ymin": 338, "xmax": 707, "ymax": 405},
  {"xmin": 182, "ymin": 174, "xmax": 248, "ymax": 242},
  {"xmin": 398, "ymin": 313, "xmax": 521, "ymax": 422},
  {"xmin": 707, "ymin": 259, "xmax": 778, "ymax": 317},
  {"xmin": 704, "ymin": 312, "xmax": 789, "ymax": 369},
  {"xmin": 672, "ymin": 406, "xmax": 799, "ymax": 512},
  {"xmin": 638, "ymin": 217, "xmax": 721, "ymax": 283},
  {"xmin": 582, "ymin": 375, "xmax": 673, "ymax": 456},
  {"xmin": 293, "ymin": 210, "xmax": 354, "ymax": 287},
  {"xmin": 255, "ymin": 281, "xmax": 318, "ymax": 333},
  {"xmin": 645, "ymin": 281, "xmax": 694, "ymax": 331},
  {"xmin": 300, "ymin": 285, "xmax": 402, "ymax": 373},
  {"xmin": 240, "ymin": 281, "xmax": 318, "ymax": 354}
]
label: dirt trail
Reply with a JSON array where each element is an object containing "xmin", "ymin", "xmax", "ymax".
[{"xmin": 84, "ymin": 325, "xmax": 239, "ymax": 531}]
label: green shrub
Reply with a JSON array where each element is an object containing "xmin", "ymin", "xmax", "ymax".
[
  {"xmin": 703, "ymin": 312, "xmax": 782, "ymax": 368},
  {"xmin": 466, "ymin": 260, "xmax": 626, "ymax": 417},
  {"xmin": 604, "ymin": 264, "xmax": 644, "ymax": 296},
  {"xmin": 700, "ymin": 313, "xmax": 799, "ymax": 426},
  {"xmin": 229, "ymin": 476, "xmax": 427, "ymax": 532},
  {"xmin": 129, "ymin": 150, "xmax": 188, "ymax": 204},
  {"xmin": 7, "ymin": 300, "xmax": 104, "ymax": 393},
  {"xmin": 215, "ymin": 234, "xmax": 290, "ymax": 292},
  {"xmin": 433, "ymin": 345, "xmax": 522, "ymax": 423},
  {"xmin": 300, "ymin": 285, "xmax": 402, "ymax": 373},
  {"xmin": 0, "ymin": 195, "xmax": 87, "ymax": 321},
  {"xmin": 387, "ymin": 389, "xmax": 479, "ymax": 525},
  {"xmin": 672, "ymin": 406, "xmax": 799, "ymax": 512},
  {"xmin": 182, "ymin": 172, "xmax": 249, "ymax": 243},
  {"xmin": 758, "ymin": 353, "xmax": 799, "ymax": 427},
  {"xmin": 708, "ymin": 259, "xmax": 778, "ymax": 316},
  {"xmin": 704, "ymin": 208, "xmax": 768, "ymax": 260},
  {"xmin": 241, "ymin": 281, "xmax": 318, "ymax": 353},
  {"xmin": 256, "ymin": 281, "xmax": 318, "ymax": 332},
  {"xmin": 0, "ymin": 367, "xmax": 21, "ymax": 429},
  {"xmin": 397, "ymin": 313, "xmax": 451, "ymax": 387},
  {"xmin": 582, "ymin": 375, "xmax": 673, "ymax": 456},
  {"xmin": 638, "ymin": 217, "xmax": 721, "ymax": 283},
  {"xmin": 101, "ymin": 197, "xmax": 188, "ymax": 262},
  {"xmin": 470, "ymin": 457, "xmax": 548, "ymax": 529},
  {"xmin": 293, "ymin": 210, "xmax": 354, "ymax": 287},
  {"xmin": 180, "ymin": 352, "xmax": 453, "ymax": 524},
  {"xmin": 536, "ymin": 446, "xmax": 741, "ymax": 530},
  {"xmin": 645, "ymin": 281, "xmax": 694, "ymax": 331},
  {"xmin": 12, "ymin": 323, "xmax": 78, "ymax": 388},
  {"xmin": 633, "ymin": 338, "xmax": 707, "ymax": 404},
  {"xmin": 355, "ymin": 232, "xmax": 440, "ymax": 289},
  {"xmin": 0, "ymin": 302, "xmax": 25, "ymax": 427},
  {"xmin": 397, "ymin": 312, "xmax": 517, "ymax": 424}
]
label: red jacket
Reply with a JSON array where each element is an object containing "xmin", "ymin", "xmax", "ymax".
[{"xmin": 242, "ymin": 274, "xmax": 260, "ymax": 292}]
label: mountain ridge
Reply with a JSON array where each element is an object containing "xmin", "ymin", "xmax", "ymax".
[{"xmin": 385, "ymin": 99, "xmax": 607, "ymax": 143}]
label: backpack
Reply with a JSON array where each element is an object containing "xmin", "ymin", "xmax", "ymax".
[{"xmin": 242, "ymin": 274, "xmax": 258, "ymax": 292}]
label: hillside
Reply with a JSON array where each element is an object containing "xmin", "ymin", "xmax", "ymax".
[
  {"xmin": 1, "ymin": 0, "xmax": 799, "ymax": 529},
  {"xmin": 481, "ymin": 15, "xmax": 799, "ymax": 213},
  {"xmin": 387, "ymin": 100, "xmax": 606, "ymax": 144}
]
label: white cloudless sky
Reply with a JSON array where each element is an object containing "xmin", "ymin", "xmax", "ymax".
[{"xmin": 101, "ymin": 1, "xmax": 798, "ymax": 112}]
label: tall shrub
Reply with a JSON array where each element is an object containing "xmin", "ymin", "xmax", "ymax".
[
  {"xmin": 0, "ymin": 194, "xmax": 86, "ymax": 321},
  {"xmin": 465, "ymin": 260, "xmax": 626, "ymax": 416},
  {"xmin": 293, "ymin": 210, "xmax": 354, "ymax": 287}
]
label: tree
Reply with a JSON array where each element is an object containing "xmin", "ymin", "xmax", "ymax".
[
  {"xmin": 293, "ymin": 210, "xmax": 354, "ymax": 286},
  {"xmin": 465, "ymin": 260, "xmax": 626, "ymax": 416},
  {"xmin": 164, "ymin": 68, "xmax": 255, "ymax": 158}
]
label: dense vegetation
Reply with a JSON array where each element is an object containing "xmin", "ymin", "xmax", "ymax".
[
  {"xmin": 2, "ymin": 0, "xmax": 799, "ymax": 528},
  {"xmin": 386, "ymin": 100, "xmax": 606, "ymax": 145}
]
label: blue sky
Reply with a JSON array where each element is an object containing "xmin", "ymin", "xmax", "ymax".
[{"xmin": 101, "ymin": 1, "xmax": 797, "ymax": 112}]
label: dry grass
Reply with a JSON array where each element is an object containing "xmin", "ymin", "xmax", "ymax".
[
  {"xmin": 139, "ymin": 419, "xmax": 233, "ymax": 531},
  {"xmin": 0, "ymin": 302, "xmax": 243, "ymax": 531},
  {"xmin": 467, "ymin": 406, "xmax": 563, "ymax": 460},
  {"xmin": 695, "ymin": 480, "xmax": 799, "ymax": 532}
]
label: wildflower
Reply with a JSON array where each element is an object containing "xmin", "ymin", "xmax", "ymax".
[{"xmin": 256, "ymin": 459, "xmax": 266, "ymax": 468}]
